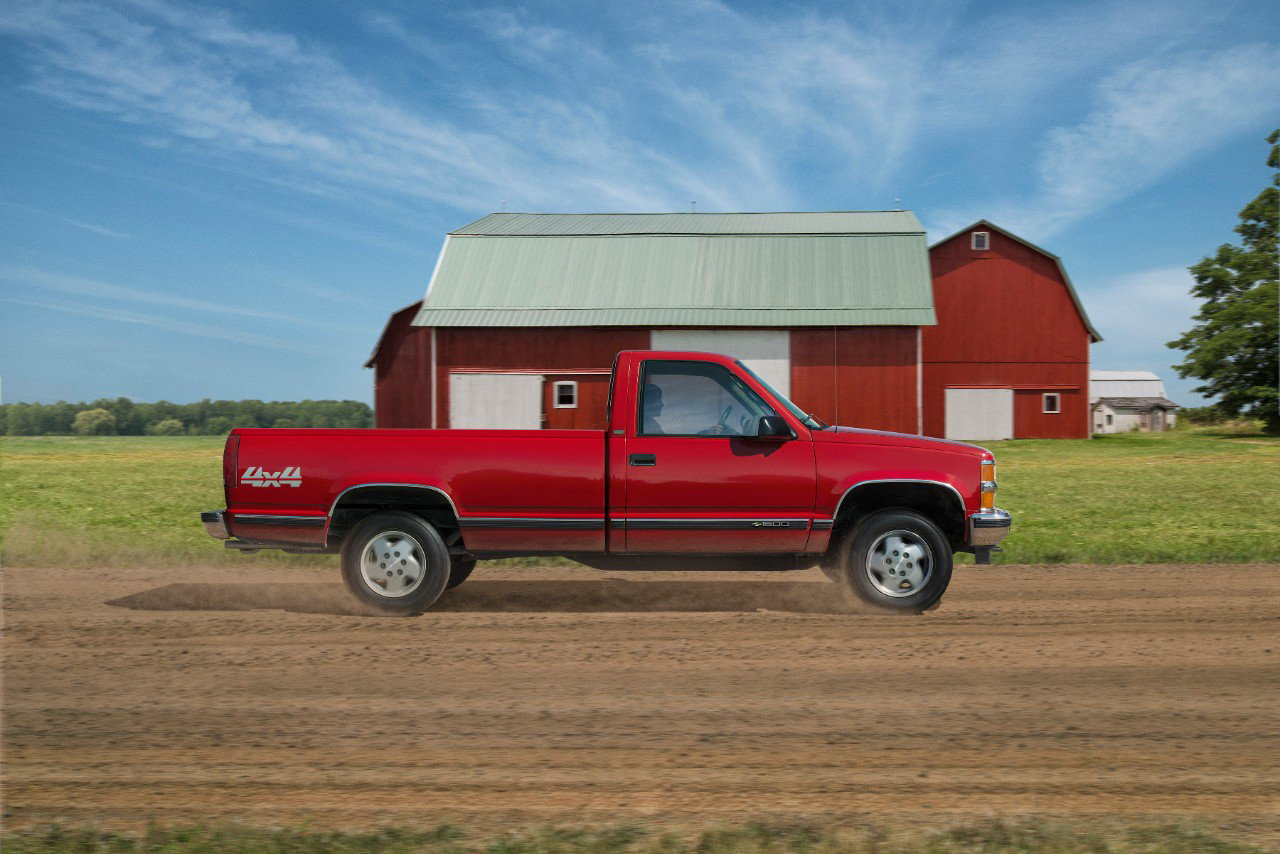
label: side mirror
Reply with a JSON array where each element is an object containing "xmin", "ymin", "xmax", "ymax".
[{"xmin": 756, "ymin": 415, "xmax": 792, "ymax": 439}]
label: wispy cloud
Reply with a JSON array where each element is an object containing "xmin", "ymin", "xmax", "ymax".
[
  {"xmin": 2, "ymin": 296, "xmax": 330, "ymax": 356},
  {"xmin": 988, "ymin": 44, "xmax": 1280, "ymax": 239},
  {"xmin": 1085, "ymin": 266, "xmax": 1200, "ymax": 374},
  {"xmin": 1, "ymin": 0, "xmax": 1274, "ymax": 229},
  {"xmin": 0, "ymin": 200, "xmax": 130, "ymax": 238},
  {"xmin": 62, "ymin": 217, "xmax": 129, "ymax": 239},
  {"xmin": 0, "ymin": 0, "xmax": 692, "ymax": 213},
  {"xmin": 0, "ymin": 265, "xmax": 350, "ymax": 331}
]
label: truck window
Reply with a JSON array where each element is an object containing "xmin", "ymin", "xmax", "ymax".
[{"xmin": 638, "ymin": 360, "xmax": 777, "ymax": 437}]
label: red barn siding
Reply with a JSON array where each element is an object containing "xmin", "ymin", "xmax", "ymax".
[
  {"xmin": 792, "ymin": 327, "xmax": 918, "ymax": 433},
  {"xmin": 370, "ymin": 303, "xmax": 432, "ymax": 428},
  {"xmin": 926, "ymin": 230, "xmax": 1088, "ymax": 363},
  {"xmin": 923, "ymin": 227, "xmax": 1091, "ymax": 439},
  {"xmin": 922, "ymin": 362, "xmax": 1086, "ymax": 440},
  {"xmin": 435, "ymin": 327, "xmax": 649, "ymax": 428},
  {"xmin": 543, "ymin": 374, "xmax": 613, "ymax": 429},
  {"xmin": 790, "ymin": 330, "xmax": 836, "ymax": 422},
  {"xmin": 373, "ymin": 323, "xmax": 922, "ymax": 433},
  {"xmin": 1013, "ymin": 388, "xmax": 1085, "ymax": 440},
  {"xmin": 371, "ymin": 221, "xmax": 1094, "ymax": 440}
]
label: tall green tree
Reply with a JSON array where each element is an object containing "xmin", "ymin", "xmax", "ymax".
[
  {"xmin": 73, "ymin": 408, "xmax": 117, "ymax": 436},
  {"xmin": 1169, "ymin": 129, "xmax": 1280, "ymax": 434}
]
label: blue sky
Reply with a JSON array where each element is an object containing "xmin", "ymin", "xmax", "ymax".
[{"xmin": 1, "ymin": 0, "xmax": 1277, "ymax": 407}]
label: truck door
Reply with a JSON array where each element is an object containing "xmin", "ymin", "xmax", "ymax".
[{"xmin": 617, "ymin": 358, "xmax": 815, "ymax": 553}]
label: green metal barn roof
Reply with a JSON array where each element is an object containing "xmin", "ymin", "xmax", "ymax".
[{"xmin": 412, "ymin": 211, "xmax": 936, "ymax": 328}]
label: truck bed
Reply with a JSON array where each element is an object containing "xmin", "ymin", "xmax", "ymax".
[{"xmin": 226, "ymin": 428, "xmax": 606, "ymax": 551}]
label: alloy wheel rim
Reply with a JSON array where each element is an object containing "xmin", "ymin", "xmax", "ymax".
[
  {"xmin": 865, "ymin": 529, "xmax": 933, "ymax": 597},
  {"xmin": 359, "ymin": 531, "xmax": 426, "ymax": 598}
]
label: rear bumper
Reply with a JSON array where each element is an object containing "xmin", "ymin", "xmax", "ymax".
[
  {"xmin": 200, "ymin": 510, "xmax": 230, "ymax": 540},
  {"xmin": 968, "ymin": 508, "xmax": 1011, "ymax": 547}
]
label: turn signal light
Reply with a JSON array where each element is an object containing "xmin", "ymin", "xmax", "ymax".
[{"xmin": 980, "ymin": 460, "xmax": 997, "ymax": 510}]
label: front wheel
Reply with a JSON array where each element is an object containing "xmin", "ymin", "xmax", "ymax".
[
  {"xmin": 340, "ymin": 511, "xmax": 451, "ymax": 615},
  {"xmin": 836, "ymin": 509, "xmax": 952, "ymax": 612}
]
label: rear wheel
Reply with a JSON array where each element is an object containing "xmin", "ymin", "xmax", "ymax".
[
  {"xmin": 340, "ymin": 511, "xmax": 451, "ymax": 615},
  {"xmin": 446, "ymin": 558, "xmax": 476, "ymax": 590},
  {"xmin": 836, "ymin": 509, "xmax": 952, "ymax": 612}
]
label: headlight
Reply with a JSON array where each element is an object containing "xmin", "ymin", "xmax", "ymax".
[{"xmin": 980, "ymin": 459, "xmax": 997, "ymax": 510}]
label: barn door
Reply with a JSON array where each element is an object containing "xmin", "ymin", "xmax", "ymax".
[
  {"xmin": 945, "ymin": 388, "xmax": 1014, "ymax": 440},
  {"xmin": 449, "ymin": 373, "xmax": 544, "ymax": 428}
]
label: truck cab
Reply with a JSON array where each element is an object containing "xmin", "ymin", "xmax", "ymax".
[{"xmin": 202, "ymin": 350, "xmax": 1010, "ymax": 614}]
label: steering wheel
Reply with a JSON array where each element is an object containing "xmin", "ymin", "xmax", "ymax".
[{"xmin": 698, "ymin": 405, "xmax": 734, "ymax": 436}]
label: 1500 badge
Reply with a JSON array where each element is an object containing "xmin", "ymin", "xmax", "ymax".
[{"xmin": 241, "ymin": 466, "xmax": 302, "ymax": 487}]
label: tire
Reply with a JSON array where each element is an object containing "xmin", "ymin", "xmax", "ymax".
[
  {"xmin": 836, "ymin": 509, "xmax": 952, "ymax": 612},
  {"xmin": 340, "ymin": 511, "xmax": 451, "ymax": 615},
  {"xmin": 446, "ymin": 558, "xmax": 476, "ymax": 590}
]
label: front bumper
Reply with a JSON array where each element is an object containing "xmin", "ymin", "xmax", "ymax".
[
  {"xmin": 968, "ymin": 508, "xmax": 1011, "ymax": 547},
  {"xmin": 200, "ymin": 510, "xmax": 230, "ymax": 540}
]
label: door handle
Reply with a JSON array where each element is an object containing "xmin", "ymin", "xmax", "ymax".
[{"xmin": 628, "ymin": 453, "xmax": 657, "ymax": 466}]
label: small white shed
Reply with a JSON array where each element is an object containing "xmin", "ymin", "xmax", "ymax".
[{"xmin": 1089, "ymin": 371, "xmax": 1178, "ymax": 433}]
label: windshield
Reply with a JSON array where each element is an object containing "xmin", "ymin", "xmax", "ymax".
[{"xmin": 735, "ymin": 361, "xmax": 830, "ymax": 430}]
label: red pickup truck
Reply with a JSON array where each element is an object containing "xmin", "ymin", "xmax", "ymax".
[{"xmin": 201, "ymin": 350, "xmax": 1009, "ymax": 614}]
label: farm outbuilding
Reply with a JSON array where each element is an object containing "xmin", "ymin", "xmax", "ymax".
[
  {"xmin": 923, "ymin": 220, "xmax": 1101, "ymax": 440},
  {"xmin": 367, "ymin": 212, "xmax": 1101, "ymax": 440},
  {"xmin": 1089, "ymin": 370, "xmax": 1179, "ymax": 433}
]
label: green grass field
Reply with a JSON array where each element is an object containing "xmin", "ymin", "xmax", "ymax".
[
  {"xmin": 0, "ymin": 435, "xmax": 326, "ymax": 568},
  {"xmin": 1, "ymin": 821, "xmax": 1270, "ymax": 854},
  {"xmin": 2, "ymin": 427, "xmax": 1278, "ymax": 568}
]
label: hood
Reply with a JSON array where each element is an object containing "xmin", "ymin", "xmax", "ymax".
[{"xmin": 814, "ymin": 425, "xmax": 993, "ymax": 459}]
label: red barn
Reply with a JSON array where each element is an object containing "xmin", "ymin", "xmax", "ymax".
[
  {"xmin": 924, "ymin": 220, "xmax": 1101, "ymax": 440},
  {"xmin": 367, "ymin": 213, "xmax": 1099, "ymax": 440}
]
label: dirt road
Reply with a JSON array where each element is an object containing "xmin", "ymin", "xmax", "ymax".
[{"xmin": 3, "ymin": 562, "xmax": 1278, "ymax": 832}]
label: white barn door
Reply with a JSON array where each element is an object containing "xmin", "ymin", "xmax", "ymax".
[
  {"xmin": 650, "ymin": 330, "xmax": 791, "ymax": 396},
  {"xmin": 449, "ymin": 373, "xmax": 544, "ymax": 429},
  {"xmin": 945, "ymin": 388, "xmax": 1013, "ymax": 440}
]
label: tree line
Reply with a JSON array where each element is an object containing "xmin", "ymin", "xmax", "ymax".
[{"xmin": 0, "ymin": 398, "xmax": 373, "ymax": 436}]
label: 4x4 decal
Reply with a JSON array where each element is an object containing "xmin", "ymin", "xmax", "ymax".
[{"xmin": 241, "ymin": 466, "xmax": 302, "ymax": 487}]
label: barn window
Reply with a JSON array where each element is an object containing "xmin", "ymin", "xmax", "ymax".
[
  {"xmin": 1043, "ymin": 393, "xmax": 1061, "ymax": 414},
  {"xmin": 553, "ymin": 381, "xmax": 578, "ymax": 408},
  {"xmin": 1106, "ymin": 413, "xmax": 1114, "ymax": 426},
  {"xmin": 971, "ymin": 231, "xmax": 989, "ymax": 251}
]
